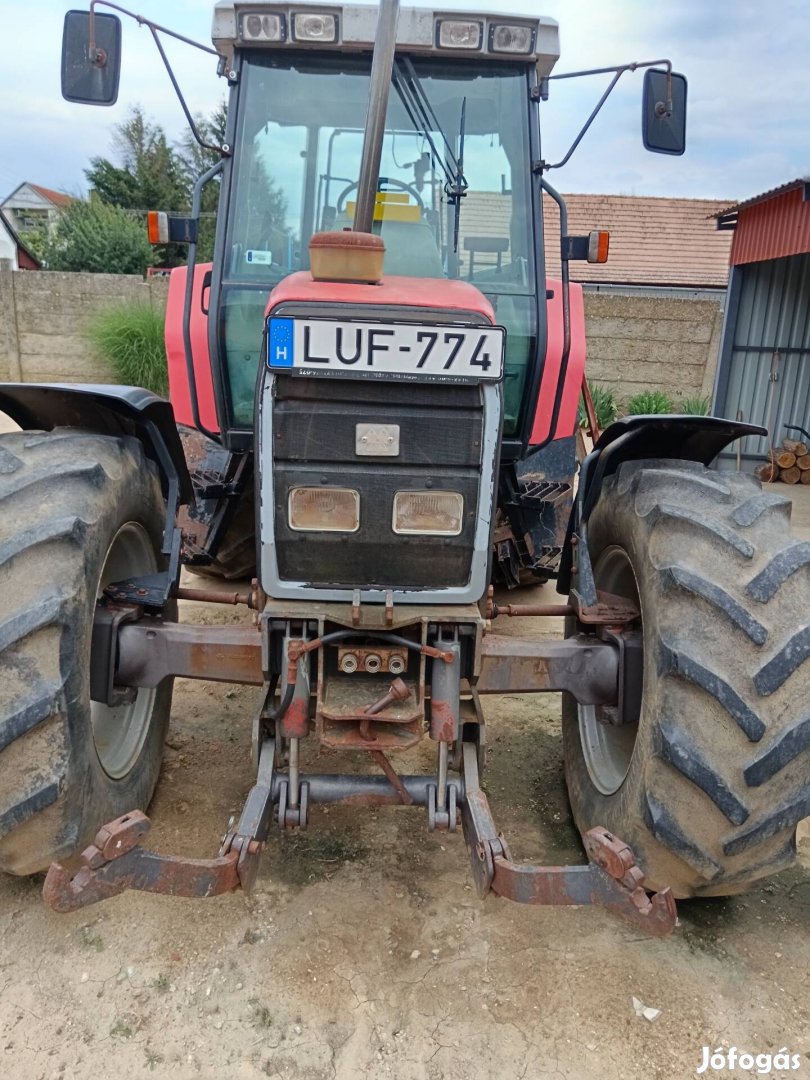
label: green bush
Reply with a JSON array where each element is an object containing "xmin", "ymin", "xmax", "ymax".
[
  {"xmin": 42, "ymin": 197, "xmax": 155, "ymax": 275},
  {"xmin": 578, "ymin": 384, "xmax": 619, "ymax": 430},
  {"xmin": 679, "ymin": 394, "xmax": 712, "ymax": 416},
  {"xmin": 625, "ymin": 390, "xmax": 674, "ymax": 415},
  {"xmin": 87, "ymin": 303, "xmax": 168, "ymax": 396}
]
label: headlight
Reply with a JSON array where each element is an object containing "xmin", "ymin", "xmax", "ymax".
[
  {"xmin": 292, "ymin": 12, "xmax": 338, "ymax": 42},
  {"xmin": 240, "ymin": 12, "xmax": 286, "ymax": 41},
  {"xmin": 288, "ymin": 487, "xmax": 359, "ymax": 532},
  {"xmin": 436, "ymin": 19, "xmax": 482, "ymax": 50},
  {"xmin": 489, "ymin": 24, "xmax": 535, "ymax": 55},
  {"xmin": 392, "ymin": 491, "xmax": 464, "ymax": 536}
]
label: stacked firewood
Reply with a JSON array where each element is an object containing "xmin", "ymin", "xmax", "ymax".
[{"xmin": 756, "ymin": 437, "xmax": 810, "ymax": 484}]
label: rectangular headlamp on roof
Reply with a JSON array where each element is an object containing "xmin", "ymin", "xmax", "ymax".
[
  {"xmin": 435, "ymin": 18, "xmax": 482, "ymax": 50},
  {"xmin": 292, "ymin": 10, "xmax": 339, "ymax": 41},
  {"xmin": 240, "ymin": 11, "xmax": 286, "ymax": 39},
  {"xmin": 489, "ymin": 23, "xmax": 535, "ymax": 54}
]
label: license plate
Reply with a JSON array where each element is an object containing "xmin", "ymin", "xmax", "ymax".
[{"xmin": 267, "ymin": 316, "xmax": 504, "ymax": 382}]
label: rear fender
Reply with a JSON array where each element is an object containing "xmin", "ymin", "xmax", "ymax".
[
  {"xmin": 0, "ymin": 382, "xmax": 193, "ymax": 509},
  {"xmin": 557, "ymin": 414, "xmax": 766, "ymax": 600}
]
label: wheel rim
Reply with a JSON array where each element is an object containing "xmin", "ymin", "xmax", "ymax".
[
  {"xmin": 90, "ymin": 523, "xmax": 158, "ymax": 780},
  {"xmin": 578, "ymin": 545, "xmax": 642, "ymax": 796}
]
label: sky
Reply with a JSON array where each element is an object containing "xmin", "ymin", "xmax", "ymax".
[{"xmin": 2, "ymin": 0, "xmax": 808, "ymax": 205}]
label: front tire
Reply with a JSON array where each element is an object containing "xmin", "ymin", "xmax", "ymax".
[
  {"xmin": 0, "ymin": 429, "xmax": 173, "ymax": 875},
  {"xmin": 563, "ymin": 460, "xmax": 810, "ymax": 897}
]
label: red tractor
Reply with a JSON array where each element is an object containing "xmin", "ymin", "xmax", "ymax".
[{"xmin": 0, "ymin": 1, "xmax": 807, "ymax": 935}]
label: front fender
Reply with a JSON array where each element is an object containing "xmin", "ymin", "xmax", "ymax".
[
  {"xmin": 557, "ymin": 414, "xmax": 766, "ymax": 598},
  {"xmin": 0, "ymin": 382, "xmax": 193, "ymax": 506}
]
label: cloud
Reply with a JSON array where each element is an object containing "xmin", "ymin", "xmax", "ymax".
[{"xmin": 3, "ymin": 0, "xmax": 808, "ymax": 203}]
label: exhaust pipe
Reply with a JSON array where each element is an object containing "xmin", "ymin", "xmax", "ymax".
[{"xmin": 353, "ymin": 0, "xmax": 400, "ymax": 234}]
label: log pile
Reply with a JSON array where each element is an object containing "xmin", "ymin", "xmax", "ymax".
[{"xmin": 756, "ymin": 437, "xmax": 810, "ymax": 484}]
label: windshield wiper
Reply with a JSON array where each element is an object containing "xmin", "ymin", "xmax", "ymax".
[
  {"xmin": 453, "ymin": 96, "xmax": 467, "ymax": 255},
  {"xmin": 392, "ymin": 58, "xmax": 468, "ymax": 251}
]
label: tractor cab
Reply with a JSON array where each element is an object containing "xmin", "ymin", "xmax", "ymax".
[{"xmin": 208, "ymin": 3, "xmax": 559, "ymax": 448}]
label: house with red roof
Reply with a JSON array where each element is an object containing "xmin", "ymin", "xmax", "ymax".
[
  {"xmin": 0, "ymin": 210, "xmax": 40, "ymax": 270},
  {"xmin": 0, "ymin": 182, "xmax": 74, "ymax": 237},
  {"xmin": 461, "ymin": 191, "xmax": 734, "ymax": 294}
]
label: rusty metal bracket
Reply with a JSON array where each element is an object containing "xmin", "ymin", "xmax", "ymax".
[
  {"xmin": 574, "ymin": 589, "xmax": 639, "ymax": 625},
  {"xmin": 42, "ymin": 811, "xmax": 241, "ymax": 913},
  {"xmin": 459, "ymin": 743, "xmax": 677, "ymax": 936},
  {"xmin": 44, "ymin": 738, "xmax": 280, "ymax": 912}
]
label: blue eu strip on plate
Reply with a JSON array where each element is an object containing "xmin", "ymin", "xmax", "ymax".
[{"xmin": 268, "ymin": 318, "xmax": 294, "ymax": 368}]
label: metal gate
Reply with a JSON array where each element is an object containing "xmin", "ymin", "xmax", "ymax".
[{"xmin": 715, "ymin": 252, "xmax": 810, "ymax": 462}]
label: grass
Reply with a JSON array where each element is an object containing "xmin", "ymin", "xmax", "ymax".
[
  {"xmin": 680, "ymin": 393, "xmax": 712, "ymax": 415},
  {"xmin": 87, "ymin": 302, "xmax": 168, "ymax": 397},
  {"xmin": 625, "ymin": 389, "xmax": 674, "ymax": 415},
  {"xmin": 110, "ymin": 1018, "xmax": 135, "ymax": 1039},
  {"xmin": 578, "ymin": 383, "xmax": 618, "ymax": 431},
  {"xmin": 77, "ymin": 926, "xmax": 104, "ymax": 952},
  {"xmin": 249, "ymin": 999, "xmax": 274, "ymax": 1028}
]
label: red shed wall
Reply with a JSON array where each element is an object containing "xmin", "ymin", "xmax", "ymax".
[{"xmin": 731, "ymin": 186, "xmax": 810, "ymax": 265}]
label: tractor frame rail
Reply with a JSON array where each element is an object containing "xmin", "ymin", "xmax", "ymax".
[{"xmin": 44, "ymin": 739, "xmax": 677, "ymax": 937}]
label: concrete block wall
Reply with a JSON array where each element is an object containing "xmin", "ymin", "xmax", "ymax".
[
  {"xmin": 0, "ymin": 267, "xmax": 722, "ymax": 406},
  {"xmin": 582, "ymin": 293, "xmax": 724, "ymax": 407},
  {"xmin": 0, "ymin": 266, "xmax": 169, "ymax": 385}
]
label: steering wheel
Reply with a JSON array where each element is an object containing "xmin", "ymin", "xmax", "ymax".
[{"xmin": 336, "ymin": 177, "xmax": 425, "ymax": 215}]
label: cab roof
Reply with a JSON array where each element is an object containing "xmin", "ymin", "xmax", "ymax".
[{"xmin": 212, "ymin": 2, "xmax": 560, "ymax": 75}]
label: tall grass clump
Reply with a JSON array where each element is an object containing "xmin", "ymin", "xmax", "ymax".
[
  {"xmin": 679, "ymin": 393, "xmax": 712, "ymax": 416},
  {"xmin": 87, "ymin": 303, "xmax": 168, "ymax": 396},
  {"xmin": 578, "ymin": 383, "xmax": 619, "ymax": 431},
  {"xmin": 625, "ymin": 389, "xmax": 674, "ymax": 415}
]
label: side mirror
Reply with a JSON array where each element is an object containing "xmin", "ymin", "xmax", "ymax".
[
  {"xmin": 61, "ymin": 9, "xmax": 122, "ymax": 106},
  {"xmin": 642, "ymin": 68, "xmax": 687, "ymax": 156}
]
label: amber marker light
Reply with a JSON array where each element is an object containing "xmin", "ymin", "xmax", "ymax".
[
  {"xmin": 588, "ymin": 230, "xmax": 610, "ymax": 264},
  {"xmin": 146, "ymin": 211, "xmax": 169, "ymax": 245}
]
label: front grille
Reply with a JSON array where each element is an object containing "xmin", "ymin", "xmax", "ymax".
[{"xmin": 272, "ymin": 377, "xmax": 484, "ymax": 589}]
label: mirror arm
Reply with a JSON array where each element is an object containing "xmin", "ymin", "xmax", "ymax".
[
  {"xmin": 89, "ymin": 1, "xmax": 221, "ymax": 57},
  {"xmin": 537, "ymin": 58, "xmax": 673, "ymax": 174},
  {"xmin": 88, "ymin": 0, "xmax": 230, "ymax": 157},
  {"xmin": 147, "ymin": 25, "xmax": 231, "ymax": 156}
]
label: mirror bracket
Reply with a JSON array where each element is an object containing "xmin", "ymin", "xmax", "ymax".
[{"xmin": 535, "ymin": 58, "xmax": 678, "ymax": 174}]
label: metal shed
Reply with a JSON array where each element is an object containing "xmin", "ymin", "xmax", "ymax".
[{"xmin": 713, "ymin": 178, "xmax": 810, "ymax": 465}]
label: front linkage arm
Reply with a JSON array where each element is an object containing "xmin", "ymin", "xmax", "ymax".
[
  {"xmin": 459, "ymin": 744, "xmax": 676, "ymax": 937},
  {"xmin": 44, "ymin": 736, "xmax": 278, "ymax": 912},
  {"xmin": 44, "ymin": 737, "xmax": 677, "ymax": 937}
]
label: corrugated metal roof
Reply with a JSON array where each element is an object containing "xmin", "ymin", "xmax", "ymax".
[
  {"xmin": 460, "ymin": 192, "xmax": 733, "ymax": 287},
  {"xmin": 715, "ymin": 178, "xmax": 810, "ymax": 221},
  {"xmin": 730, "ymin": 186, "xmax": 810, "ymax": 265}
]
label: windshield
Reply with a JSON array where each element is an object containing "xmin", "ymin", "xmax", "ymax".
[{"xmin": 220, "ymin": 50, "xmax": 537, "ymax": 433}]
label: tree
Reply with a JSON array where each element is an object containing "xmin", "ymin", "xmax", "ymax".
[
  {"xmin": 177, "ymin": 101, "xmax": 228, "ymax": 262},
  {"xmin": 86, "ymin": 106, "xmax": 189, "ymax": 267},
  {"xmin": 177, "ymin": 101, "xmax": 228, "ymax": 182},
  {"xmin": 42, "ymin": 197, "xmax": 155, "ymax": 275}
]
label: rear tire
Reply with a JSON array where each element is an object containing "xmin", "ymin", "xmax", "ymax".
[
  {"xmin": 0, "ymin": 429, "xmax": 173, "ymax": 875},
  {"xmin": 563, "ymin": 460, "xmax": 810, "ymax": 897}
]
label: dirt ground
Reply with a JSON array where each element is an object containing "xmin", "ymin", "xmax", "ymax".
[{"xmin": 1, "ymin": 409, "xmax": 809, "ymax": 1079}]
